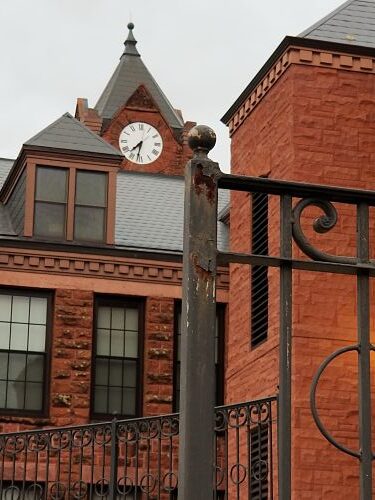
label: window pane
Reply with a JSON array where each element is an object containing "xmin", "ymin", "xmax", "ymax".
[
  {"xmin": 125, "ymin": 309, "xmax": 138, "ymax": 331},
  {"xmin": 6, "ymin": 381, "xmax": 25, "ymax": 409},
  {"xmin": 30, "ymin": 297, "xmax": 47, "ymax": 325},
  {"xmin": 95, "ymin": 358, "xmax": 109, "ymax": 385},
  {"xmin": 26, "ymin": 355, "xmax": 44, "ymax": 382},
  {"xmin": 0, "ymin": 353, "xmax": 8, "ymax": 379},
  {"xmin": 34, "ymin": 202, "xmax": 66, "ymax": 239},
  {"xmin": 97, "ymin": 329, "xmax": 110, "ymax": 356},
  {"xmin": 97, "ymin": 307, "xmax": 111, "ymax": 329},
  {"xmin": 109, "ymin": 359, "xmax": 123, "ymax": 386},
  {"xmin": 74, "ymin": 206, "xmax": 105, "ymax": 242},
  {"xmin": 108, "ymin": 387, "xmax": 122, "ymax": 414},
  {"xmin": 28, "ymin": 325, "xmax": 46, "ymax": 352},
  {"xmin": 12, "ymin": 296, "xmax": 29, "ymax": 323},
  {"xmin": 94, "ymin": 386, "xmax": 108, "ymax": 413},
  {"xmin": 0, "ymin": 323, "xmax": 10, "ymax": 350},
  {"xmin": 125, "ymin": 331, "xmax": 138, "ymax": 358},
  {"xmin": 0, "ymin": 381, "xmax": 5, "ymax": 406},
  {"xmin": 25, "ymin": 382, "xmax": 43, "ymax": 410},
  {"xmin": 8, "ymin": 353, "xmax": 26, "ymax": 380},
  {"xmin": 110, "ymin": 330, "xmax": 125, "ymax": 357},
  {"xmin": 123, "ymin": 361, "xmax": 136, "ymax": 387},
  {"xmin": 0, "ymin": 295, "xmax": 11, "ymax": 321},
  {"xmin": 10, "ymin": 324, "xmax": 28, "ymax": 350},
  {"xmin": 36, "ymin": 167, "xmax": 67, "ymax": 203},
  {"xmin": 76, "ymin": 171, "xmax": 107, "ymax": 207},
  {"xmin": 122, "ymin": 388, "xmax": 136, "ymax": 416},
  {"xmin": 111, "ymin": 307, "xmax": 125, "ymax": 330}
]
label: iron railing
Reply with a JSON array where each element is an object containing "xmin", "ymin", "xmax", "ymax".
[{"xmin": 0, "ymin": 396, "xmax": 276, "ymax": 499}]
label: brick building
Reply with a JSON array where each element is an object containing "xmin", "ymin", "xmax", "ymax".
[
  {"xmin": 1, "ymin": 0, "xmax": 375, "ymax": 498},
  {"xmin": 222, "ymin": 0, "xmax": 375, "ymax": 497},
  {"xmin": 0, "ymin": 24, "xmax": 229, "ymax": 431}
]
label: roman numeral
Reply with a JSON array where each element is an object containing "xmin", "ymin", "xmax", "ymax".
[
  {"xmin": 130, "ymin": 125, "xmax": 135, "ymax": 132},
  {"xmin": 129, "ymin": 152, "xmax": 135, "ymax": 160},
  {"xmin": 138, "ymin": 123, "xmax": 144, "ymax": 131},
  {"xmin": 147, "ymin": 127, "xmax": 151, "ymax": 133},
  {"xmin": 154, "ymin": 142, "xmax": 161, "ymax": 147},
  {"xmin": 152, "ymin": 134, "xmax": 158, "ymax": 138},
  {"xmin": 121, "ymin": 139, "xmax": 127, "ymax": 143},
  {"xmin": 152, "ymin": 149, "xmax": 159, "ymax": 156},
  {"xmin": 138, "ymin": 155, "xmax": 143, "ymax": 163},
  {"xmin": 147, "ymin": 155, "xmax": 152, "ymax": 161},
  {"xmin": 122, "ymin": 146, "xmax": 129, "ymax": 152}
]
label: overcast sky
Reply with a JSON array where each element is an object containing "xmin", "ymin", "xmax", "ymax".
[{"xmin": 0, "ymin": 0, "xmax": 344, "ymax": 170}]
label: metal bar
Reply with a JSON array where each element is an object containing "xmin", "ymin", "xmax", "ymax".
[
  {"xmin": 178, "ymin": 128, "xmax": 220, "ymax": 499},
  {"xmin": 218, "ymin": 251, "xmax": 375, "ymax": 276},
  {"xmin": 278, "ymin": 195, "xmax": 293, "ymax": 500},
  {"xmin": 219, "ymin": 173, "xmax": 375, "ymax": 205},
  {"xmin": 356, "ymin": 203, "xmax": 372, "ymax": 499},
  {"xmin": 109, "ymin": 418, "xmax": 118, "ymax": 500}
]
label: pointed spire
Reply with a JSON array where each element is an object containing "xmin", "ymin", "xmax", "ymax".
[{"xmin": 122, "ymin": 22, "xmax": 140, "ymax": 57}]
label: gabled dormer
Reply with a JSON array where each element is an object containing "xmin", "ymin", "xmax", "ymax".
[
  {"xmin": 1, "ymin": 113, "xmax": 122, "ymax": 244},
  {"xmin": 76, "ymin": 24, "xmax": 194, "ymax": 176}
]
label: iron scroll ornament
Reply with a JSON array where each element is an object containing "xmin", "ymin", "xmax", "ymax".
[{"xmin": 292, "ymin": 198, "xmax": 357, "ymax": 264}]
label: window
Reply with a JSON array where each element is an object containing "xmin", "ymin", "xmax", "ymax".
[
  {"xmin": 0, "ymin": 290, "xmax": 50, "ymax": 414},
  {"xmin": 251, "ymin": 191, "xmax": 269, "ymax": 347},
  {"xmin": 173, "ymin": 303, "xmax": 224, "ymax": 411},
  {"xmin": 92, "ymin": 298, "xmax": 142, "ymax": 418},
  {"xmin": 74, "ymin": 171, "xmax": 107, "ymax": 242},
  {"xmin": 34, "ymin": 167, "xmax": 67, "ymax": 239},
  {"xmin": 33, "ymin": 167, "xmax": 108, "ymax": 243}
]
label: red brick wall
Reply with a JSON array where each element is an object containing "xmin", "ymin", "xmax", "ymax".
[{"xmin": 229, "ymin": 63, "xmax": 375, "ymax": 497}]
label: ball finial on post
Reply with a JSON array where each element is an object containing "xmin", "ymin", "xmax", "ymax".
[{"xmin": 188, "ymin": 125, "xmax": 216, "ymax": 157}]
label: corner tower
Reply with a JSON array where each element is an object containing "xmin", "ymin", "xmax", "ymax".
[
  {"xmin": 223, "ymin": 0, "xmax": 375, "ymax": 497},
  {"xmin": 76, "ymin": 23, "xmax": 194, "ymax": 175}
]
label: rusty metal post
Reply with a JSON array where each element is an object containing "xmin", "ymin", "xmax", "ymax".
[{"xmin": 178, "ymin": 125, "xmax": 220, "ymax": 499}]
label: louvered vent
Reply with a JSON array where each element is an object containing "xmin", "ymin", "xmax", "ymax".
[
  {"xmin": 251, "ymin": 192, "xmax": 269, "ymax": 347},
  {"xmin": 250, "ymin": 424, "xmax": 269, "ymax": 499}
]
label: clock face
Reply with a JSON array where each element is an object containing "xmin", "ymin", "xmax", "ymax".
[{"xmin": 119, "ymin": 122, "xmax": 163, "ymax": 164}]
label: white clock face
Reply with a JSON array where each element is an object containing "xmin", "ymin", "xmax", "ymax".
[{"xmin": 119, "ymin": 122, "xmax": 163, "ymax": 164}]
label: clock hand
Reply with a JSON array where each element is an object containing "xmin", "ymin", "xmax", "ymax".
[{"xmin": 131, "ymin": 140, "xmax": 143, "ymax": 151}]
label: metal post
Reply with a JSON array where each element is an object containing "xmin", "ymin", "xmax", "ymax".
[
  {"xmin": 178, "ymin": 125, "xmax": 220, "ymax": 499},
  {"xmin": 357, "ymin": 203, "xmax": 372, "ymax": 499},
  {"xmin": 109, "ymin": 417, "xmax": 118, "ymax": 500},
  {"xmin": 279, "ymin": 195, "xmax": 292, "ymax": 500}
]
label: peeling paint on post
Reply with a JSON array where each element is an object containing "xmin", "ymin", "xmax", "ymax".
[{"xmin": 178, "ymin": 125, "xmax": 221, "ymax": 499}]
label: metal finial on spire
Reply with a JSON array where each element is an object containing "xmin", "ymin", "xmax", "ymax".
[{"xmin": 122, "ymin": 22, "xmax": 140, "ymax": 57}]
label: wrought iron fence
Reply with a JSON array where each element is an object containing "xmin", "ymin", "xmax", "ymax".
[{"xmin": 0, "ymin": 396, "xmax": 276, "ymax": 499}]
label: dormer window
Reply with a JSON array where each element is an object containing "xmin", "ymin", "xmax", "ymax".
[
  {"xmin": 34, "ymin": 167, "xmax": 68, "ymax": 239},
  {"xmin": 74, "ymin": 171, "xmax": 107, "ymax": 242},
  {"xmin": 33, "ymin": 166, "xmax": 109, "ymax": 244}
]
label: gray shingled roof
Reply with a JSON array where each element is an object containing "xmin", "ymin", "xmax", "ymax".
[
  {"xmin": 0, "ymin": 159, "xmax": 16, "ymax": 236},
  {"xmin": 115, "ymin": 171, "xmax": 229, "ymax": 252},
  {"xmin": 0, "ymin": 160, "xmax": 229, "ymax": 253},
  {"xmin": 95, "ymin": 25, "xmax": 184, "ymax": 130},
  {"xmin": 24, "ymin": 113, "xmax": 123, "ymax": 156},
  {"xmin": 300, "ymin": 0, "xmax": 375, "ymax": 48}
]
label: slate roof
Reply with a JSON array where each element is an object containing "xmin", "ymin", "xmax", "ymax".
[
  {"xmin": 115, "ymin": 171, "xmax": 229, "ymax": 253},
  {"xmin": 95, "ymin": 24, "xmax": 184, "ymax": 130},
  {"xmin": 0, "ymin": 161, "xmax": 229, "ymax": 253},
  {"xmin": 300, "ymin": 0, "xmax": 375, "ymax": 48},
  {"xmin": 24, "ymin": 113, "xmax": 123, "ymax": 156}
]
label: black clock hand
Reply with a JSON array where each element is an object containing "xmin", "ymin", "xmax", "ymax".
[{"xmin": 131, "ymin": 140, "xmax": 143, "ymax": 151}]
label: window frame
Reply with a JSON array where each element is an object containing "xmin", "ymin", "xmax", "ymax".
[
  {"xmin": 91, "ymin": 295, "xmax": 144, "ymax": 420},
  {"xmin": 173, "ymin": 301, "xmax": 225, "ymax": 412},
  {"xmin": 0, "ymin": 288, "xmax": 52, "ymax": 418},
  {"xmin": 29, "ymin": 163, "xmax": 114, "ymax": 244}
]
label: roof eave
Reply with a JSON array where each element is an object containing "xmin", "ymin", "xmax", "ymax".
[
  {"xmin": 221, "ymin": 35, "xmax": 375, "ymax": 125},
  {"xmin": 22, "ymin": 144, "xmax": 123, "ymax": 163}
]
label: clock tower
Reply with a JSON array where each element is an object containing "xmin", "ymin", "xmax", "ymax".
[{"xmin": 75, "ymin": 23, "xmax": 194, "ymax": 175}]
